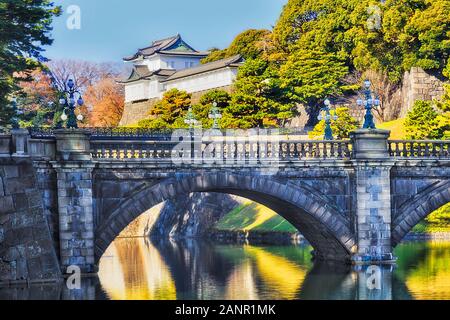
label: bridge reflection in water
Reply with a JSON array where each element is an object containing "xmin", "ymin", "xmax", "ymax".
[
  {"xmin": 98, "ymin": 239, "xmax": 450, "ymax": 300},
  {"xmin": 2, "ymin": 238, "xmax": 450, "ymax": 300}
]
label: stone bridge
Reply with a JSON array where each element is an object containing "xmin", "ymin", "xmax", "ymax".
[{"xmin": 0, "ymin": 128, "xmax": 449, "ymax": 283}]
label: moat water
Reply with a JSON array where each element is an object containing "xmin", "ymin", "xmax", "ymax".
[{"xmin": 2, "ymin": 238, "xmax": 450, "ymax": 300}]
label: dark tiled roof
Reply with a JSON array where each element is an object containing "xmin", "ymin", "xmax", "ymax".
[
  {"xmin": 123, "ymin": 34, "xmax": 207, "ymax": 61},
  {"xmin": 158, "ymin": 50, "xmax": 208, "ymax": 57},
  {"xmin": 118, "ymin": 66, "xmax": 176, "ymax": 83},
  {"xmin": 161, "ymin": 55, "xmax": 244, "ymax": 82}
]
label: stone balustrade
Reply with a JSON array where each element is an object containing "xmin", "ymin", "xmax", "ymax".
[
  {"xmin": 90, "ymin": 139, "xmax": 353, "ymax": 162},
  {"xmin": 389, "ymin": 140, "xmax": 450, "ymax": 158}
]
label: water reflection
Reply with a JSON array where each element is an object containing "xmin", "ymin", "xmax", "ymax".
[
  {"xmin": 395, "ymin": 241, "xmax": 450, "ymax": 300},
  {"xmin": 95, "ymin": 238, "xmax": 449, "ymax": 300},
  {"xmin": 2, "ymin": 239, "xmax": 450, "ymax": 300}
]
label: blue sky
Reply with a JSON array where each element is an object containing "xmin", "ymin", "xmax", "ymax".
[{"xmin": 45, "ymin": 0, "xmax": 287, "ymax": 63}]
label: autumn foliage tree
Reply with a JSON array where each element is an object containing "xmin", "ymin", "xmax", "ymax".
[
  {"xmin": 16, "ymin": 68, "xmax": 58, "ymax": 127},
  {"xmin": 84, "ymin": 78, "xmax": 124, "ymax": 127}
]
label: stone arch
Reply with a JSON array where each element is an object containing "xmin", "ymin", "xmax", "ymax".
[
  {"xmin": 94, "ymin": 172, "xmax": 356, "ymax": 263},
  {"xmin": 392, "ymin": 180, "xmax": 450, "ymax": 245}
]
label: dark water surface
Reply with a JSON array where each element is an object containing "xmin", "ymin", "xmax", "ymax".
[{"xmin": 2, "ymin": 238, "xmax": 450, "ymax": 300}]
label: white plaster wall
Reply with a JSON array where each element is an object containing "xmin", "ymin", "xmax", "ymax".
[
  {"xmin": 137, "ymin": 54, "xmax": 202, "ymax": 71},
  {"xmin": 164, "ymin": 68, "xmax": 237, "ymax": 94},
  {"xmin": 159, "ymin": 55, "xmax": 202, "ymax": 70},
  {"xmin": 125, "ymin": 81, "xmax": 150, "ymax": 102}
]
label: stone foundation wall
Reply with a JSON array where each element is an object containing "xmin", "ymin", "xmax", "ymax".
[
  {"xmin": 119, "ymin": 85, "xmax": 234, "ymax": 126},
  {"xmin": 0, "ymin": 159, "xmax": 61, "ymax": 283},
  {"xmin": 150, "ymin": 192, "xmax": 239, "ymax": 239},
  {"xmin": 119, "ymin": 98, "xmax": 159, "ymax": 127},
  {"xmin": 400, "ymin": 67, "xmax": 446, "ymax": 117}
]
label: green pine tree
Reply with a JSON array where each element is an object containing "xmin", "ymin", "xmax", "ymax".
[
  {"xmin": 222, "ymin": 58, "xmax": 297, "ymax": 129},
  {"xmin": 280, "ymin": 48, "xmax": 354, "ymax": 126},
  {"xmin": 137, "ymin": 89, "xmax": 191, "ymax": 129},
  {"xmin": 0, "ymin": 0, "xmax": 60, "ymax": 127}
]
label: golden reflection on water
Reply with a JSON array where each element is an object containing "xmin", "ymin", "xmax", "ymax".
[
  {"xmin": 224, "ymin": 261, "xmax": 259, "ymax": 300},
  {"xmin": 99, "ymin": 239, "xmax": 310, "ymax": 300},
  {"xmin": 99, "ymin": 238, "xmax": 176, "ymax": 300},
  {"xmin": 98, "ymin": 238, "xmax": 450, "ymax": 300},
  {"xmin": 399, "ymin": 241, "xmax": 450, "ymax": 300},
  {"xmin": 243, "ymin": 246, "xmax": 307, "ymax": 300}
]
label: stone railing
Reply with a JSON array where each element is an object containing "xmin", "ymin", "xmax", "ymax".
[
  {"xmin": 389, "ymin": 140, "xmax": 450, "ymax": 159},
  {"xmin": 90, "ymin": 139, "xmax": 353, "ymax": 162},
  {"xmin": 91, "ymin": 140, "xmax": 179, "ymax": 160},
  {"xmin": 12, "ymin": 128, "xmax": 450, "ymax": 162}
]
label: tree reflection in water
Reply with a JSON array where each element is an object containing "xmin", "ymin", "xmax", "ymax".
[{"xmin": 2, "ymin": 238, "xmax": 450, "ymax": 300}]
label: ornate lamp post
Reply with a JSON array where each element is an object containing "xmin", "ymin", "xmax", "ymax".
[
  {"xmin": 208, "ymin": 102, "xmax": 222, "ymax": 129},
  {"xmin": 184, "ymin": 106, "xmax": 198, "ymax": 129},
  {"xmin": 58, "ymin": 79, "xmax": 84, "ymax": 129},
  {"xmin": 357, "ymin": 79, "xmax": 380, "ymax": 129},
  {"xmin": 184, "ymin": 106, "xmax": 199, "ymax": 160},
  {"xmin": 318, "ymin": 99, "xmax": 338, "ymax": 140}
]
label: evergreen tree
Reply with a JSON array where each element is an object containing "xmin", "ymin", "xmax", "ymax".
[
  {"xmin": 280, "ymin": 48, "xmax": 354, "ymax": 126},
  {"xmin": 201, "ymin": 29, "xmax": 271, "ymax": 64},
  {"xmin": 272, "ymin": 0, "xmax": 450, "ymax": 83},
  {"xmin": 222, "ymin": 58, "xmax": 296, "ymax": 129},
  {"xmin": 192, "ymin": 90, "xmax": 231, "ymax": 128},
  {"xmin": 0, "ymin": 0, "xmax": 60, "ymax": 127},
  {"xmin": 404, "ymin": 100, "xmax": 450, "ymax": 140},
  {"xmin": 138, "ymin": 89, "xmax": 191, "ymax": 129},
  {"xmin": 383, "ymin": 0, "xmax": 450, "ymax": 76}
]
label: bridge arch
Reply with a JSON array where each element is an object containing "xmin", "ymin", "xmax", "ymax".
[
  {"xmin": 94, "ymin": 172, "xmax": 356, "ymax": 263},
  {"xmin": 392, "ymin": 180, "xmax": 450, "ymax": 245}
]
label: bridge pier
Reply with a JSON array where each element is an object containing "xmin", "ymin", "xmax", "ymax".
[
  {"xmin": 351, "ymin": 130, "xmax": 396, "ymax": 264},
  {"xmin": 52, "ymin": 130, "xmax": 96, "ymax": 274}
]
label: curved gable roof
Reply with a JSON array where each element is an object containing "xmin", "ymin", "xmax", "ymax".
[
  {"xmin": 118, "ymin": 65, "xmax": 176, "ymax": 83},
  {"xmin": 123, "ymin": 34, "xmax": 207, "ymax": 61}
]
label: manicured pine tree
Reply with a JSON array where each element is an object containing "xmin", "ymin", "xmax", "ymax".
[{"xmin": 222, "ymin": 58, "xmax": 296, "ymax": 129}]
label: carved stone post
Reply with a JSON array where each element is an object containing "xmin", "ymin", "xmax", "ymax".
[
  {"xmin": 0, "ymin": 133, "xmax": 11, "ymax": 157},
  {"xmin": 52, "ymin": 129, "xmax": 96, "ymax": 274},
  {"xmin": 350, "ymin": 129, "xmax": 396, "ymax": 264},
  {"xmin": 11, "ymin": 128, "xmax": 29, "ymax": 157}
]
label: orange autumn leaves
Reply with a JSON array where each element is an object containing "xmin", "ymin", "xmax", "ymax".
[{"xmin": 83, "ymin": 78, "xmax": 124, "ymax": 127}]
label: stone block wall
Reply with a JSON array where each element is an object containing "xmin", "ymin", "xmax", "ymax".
[
  {"xmin": 400, "ymin": 67, "xmax": 446, "ymax": 117},
  {"xmin": 0, "ymin": 159, "xmax": 61, "ymax": 283},
  {"xmin": 35, "ymin": 163, "xmax": 60, "ymax": 257},
  {"xmin": 354, "ymin": 164, "xmax": 393, "ymax": 262},
  {"xmin": 150, "ymin": 192, "xmax": 240, "ymax": 239},
  {"xmin": 119, "ymin": 98, "xmax": 159, "ymax": 126},
  {"xmin": 55, "ymin": 163, "xmax": 95, "ymax": 274}
]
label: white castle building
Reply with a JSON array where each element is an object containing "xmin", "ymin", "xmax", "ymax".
[
  {"xmin": 119, "ymin": 35, "xmax": 243, "ymax": 125},
  {"xmin": 120, "ymin": 34, "xmax": 243, "ymax": 109}
]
